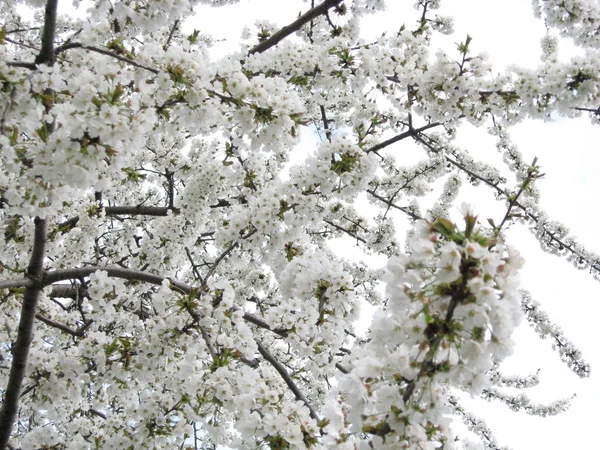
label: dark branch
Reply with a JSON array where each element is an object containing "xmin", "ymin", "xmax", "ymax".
[
  {"xmin": 34, "ymin": 0, "xmax": 59, "ymax": 65},
  {"xmin": 164, "ymin": 19, "xmax": 180, "ymax": 50},
  {"xmin": 89, "ymin": 409, "xmax": 107, "ymax": 420},
  {"xmin": 335, "ymin": 362, "xmax": 350, "ymax": 374},
  {"xmin": 320, "ymin": 104, "xmax": 332, "ymax": 142},
  {"xmin": 54, "ymin": 199, "xmax": 234, "ymax": 235},
  {"xmin": 104, "ymin": 206, "xmax": 177, "ymax": 216},
  {"xmin": 200, "ymin": 326, "xmax": 217, "ymax": 359},
  {"xmin": 0, "ymin": 279, "xmax": 31, "ymax": 290},
  {"xmin": 256, "ymin": 341, "xmax": 320, "ymax": 421},
  {"xmin": 48, "ymin": 284, "xmax": 87, "ymax": 299},
  {"xmin": 54, "ymin": 43, "xmax": 160, "ymax": 74},
  {"xmin": 249, "ymin": 0, "xmax": 343, "ymax": 55},
  {"xmin": 0, "ymin": 265, "xmax": 294, "ymax": 346},
  {"xmin": 323, "ymin": 219, "xmax": 367, "ymax": 243},
  {"xmin": 242, "ymin": 311, "xmax": 289, "ymax": 338},
  {"xmin": 6, "ymin": 61, "xmax": 37, "ymax": 70},
  {"xmin": 0, "ymin": 218, "xmax": 47, "ymax": 450},
  {"xmin": 366, "ymin": 121, "xmax": 441, "ymax": 154},
  {"xmin": 43, "ymin": 266, "xmax": 172, "ymax": 288},
  {"xmin": 35, "ymin": 313, "xmax": 93, "ymax": 337}
]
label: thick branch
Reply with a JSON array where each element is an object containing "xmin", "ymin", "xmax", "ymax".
[
  {"xmin": 104, "ymin": 206, "xmax": 176, "ymax": 216},
  {"xmin": 256, "ymin": 341, "xmax": 320, "ymax": 421},
  {"xmin": 6, "ymin": 61, "xmax": 37, "ymax": 70},
  {"xmin": 39, "ymin": 266, "xmax": 290, "ymax": 340},
  {"xmin": 0, "ymin": 279, "xmax": 31, "ymax": 290},
  {"xmin": 335, "ymin": 362, "xmax": 350, "ymax": 374},
  {"xmin": 249, "ymin": 0, "xmax": 343, "ymax": 55},
  {"xmin": 43, "ymin": 266, "xmax": 172, "ymax": 288},
  {"xmin": 0, "ymin": 265, "xmax": 293, "ymax": 345},
  {"xmin": 89, "ymin": 409, "xmax": 107, "ymax": 420},
  {"xmin": 48, "ymin": 284, "xmax": 87, "ymax": 299},
  {"xmin": 34, "ymin": 0, "xmax": 59, "ymax": 65},
  {"xmin": 0, "ymin": 218, "xmax": 47, "ymax": 450}
]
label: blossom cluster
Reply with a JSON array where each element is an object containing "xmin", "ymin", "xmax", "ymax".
[
  {"xmin": 0, "ymin": 0, "xmax": 595, "ymax": 449},
  {"xmin": 324, "ymin": 211, "xmax": 525, "ymax": 448}
]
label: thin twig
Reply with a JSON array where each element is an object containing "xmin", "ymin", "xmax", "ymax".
[
  {"xmin": 204, "ymin": 242, "xmax": 238, "ymax": 282},
  {"xmin": 35, "ymin": 313, "xmax": 93, "ymax": 337},
  {"xmin": 200, "ymin": 326, "xmax": 217, "ymax": 359},
  {"xmin": 249, "ymin": 0, "xmax": 343, "ymax": 55},
  {"xmin": 323, "ymin": 219, "xmax": 367, "ymax": 243},
  {"xmin": 203, "ymin": 229, "xmax": 257, "ymax": 282},
  {"xmin": 164, "ymin": 19, "xmax": 180, "ymax": 50},
  {"xmin": 6, "ymin": 61, "xmax": 37, "ymax": 69},
  {"xmin": 366, "ymin": 121, "xmax": 441, "ymax": 154},
  {"xmin": 55, "ymin": 43, "xmax": 160, "ymax": 74},
  {"xmin": 185, "ymin": 247, "xmax": 203, "ymax": 283},
  {"xmin": 366, "ymin": 189, "xmax": 422, "ymax": 221}
]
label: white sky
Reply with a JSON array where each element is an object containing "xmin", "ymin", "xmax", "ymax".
[{"xmin": 189, "ymin": 1, "xmax": 600, "ymax": 448}]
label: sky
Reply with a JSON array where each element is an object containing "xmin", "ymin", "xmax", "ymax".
[{"xmin": 49, "ymin": 0, "xmax": 599, "ymax": 448}]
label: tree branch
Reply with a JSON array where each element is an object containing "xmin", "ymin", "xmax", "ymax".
[
  {"xmin": 89, "ymin": 409, "xmax": 107, "ymax": 420},
  {"xmin": 104, "ymin": 206, "xmax": 177, "ymax": 216},
  {"xmin": 164, "ymin": 19, "xmax": 180, "ymax": 51},
  {"xmin": 43, "ymin": 266, "xmax": 170, "ymax": 287},
  {"xmin": 54, "ymin": 43, "xmax": 160, "ymax": 74},
  {"xmin": 0, "ymin": 217, "xmax": 47, "ymax": 450},
  {"xmin": 35, "ymin": 313, "xmax": 92, "ymax": 337},
  {"xmin": 23, "ymin": 266, "xmax": 290, "ymax": 340},
  {"xmin": 241, "ymin": 311, "xmax": 289, "ymax": 338},
  {"xmin": 323, "ymin": 219, "xmax": 367, "ymax": 243},
  {"xmin": 48, "ymin": 284, "xmax": 87, "ymax": 299},
  {"xmin": 0, "ymin": 279, "xmax": 31, "ymax": 290},
  {"xmin": 319, "ymin": 104, "xmax": 332, "ymax": 142},
  {"xmin": 366, "ymin": 121, "xmax": 441, "ymax": 154},
  {"xmin": 34, "ymin": 0, "xmax": 59, "ymax": 65},
  {"xmin": 249, "ymin": 0, "xmax": 343, "ymax": 55},
  {"xmin": 256, "ymin": 340, "xmax": 320, "ymax": 421},
  {"xmin": 412, "ymin": 131, "xmax": 600, "ymax": 276},
  {"xmin": 53, "ymin": 200, "xmax": 234, "ymax": 235},
  {"xmin": 199, "ymin": 326, "xmax": 217, "ymax": 359},
  {"xmin": 366, "ymin": 189, "xmax": 422, "ymax": 221},
  {"xmin": 6, "ymin": 61, "xmax": 37, "ymax": 70}
]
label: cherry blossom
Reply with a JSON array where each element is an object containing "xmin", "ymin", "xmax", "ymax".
[{"xmin": 0, "ymin": 0, "xmax": 596, "ymax": 449}]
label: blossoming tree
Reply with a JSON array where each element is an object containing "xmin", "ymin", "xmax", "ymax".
[{"xmin": 0, "ymin": 0, "xmax": 597, "ymax": 448}]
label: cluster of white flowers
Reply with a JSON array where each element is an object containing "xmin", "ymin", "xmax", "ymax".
[
  {"xmin": 322, "ymin": 211, "xmax": 525, "ymax": 448},
  {"xmin": 532, "ymin": 0, "xmax": 600, "ymax": 47},
  {"xmin": 0, "ymin": 0, "xmax": 595, "ymax": 448}
]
